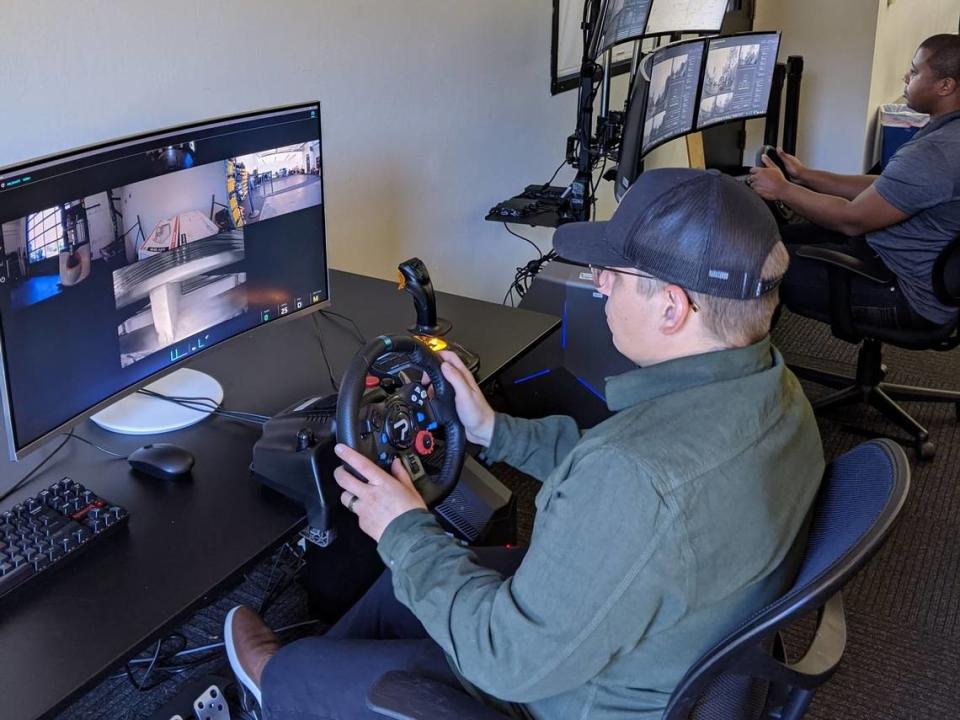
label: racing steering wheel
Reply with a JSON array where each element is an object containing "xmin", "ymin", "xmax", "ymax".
[{"xmin": 336, "ymin": 334, "xmax": 466, "ymax": 506}]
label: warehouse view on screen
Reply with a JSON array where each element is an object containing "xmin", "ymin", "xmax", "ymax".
[
  {"xmin": 597, "ymin": 0, "xmax": 728, "ymax": 55},
  {"xmin": 698, "ymin": 33, "xmax": 781, "ymax": 129},
  {"xmin": 0, "ymin": 103, "xmax": 328, "ymax": 454},
  {"xmin": 641, "ymin": 39, "xmax": 707, "ymax": 154},
  {"xmin": 640, "ymin": 32, "xmax": 781, "ymax": 155}
]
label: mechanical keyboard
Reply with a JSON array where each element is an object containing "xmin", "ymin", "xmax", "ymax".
[{"xmin": 0, "ymin": 477, "xmax": 129, "ymax": 600}]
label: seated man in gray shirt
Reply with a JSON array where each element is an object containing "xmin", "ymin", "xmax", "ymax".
[
  {"xmin": 223, "ymin": 169, "xmax": 824, "ymax": 720},
  {"xmin": 749, "ymin": 33, "xmax": 960, "ymax": 329}
]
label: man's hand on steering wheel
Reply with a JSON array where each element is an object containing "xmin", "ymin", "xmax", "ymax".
[
  {"xmin": 437, "ymin": 350, "xmax": 495, "ymax": 447},
  {"xmin": 333, "ymin": 443, "xmax": 426, "ymax": 543}
]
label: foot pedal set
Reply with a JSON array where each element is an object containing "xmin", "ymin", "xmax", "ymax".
[{"xmin": 148, "ymin": 675, "xmax": 234, "ymax": 720}]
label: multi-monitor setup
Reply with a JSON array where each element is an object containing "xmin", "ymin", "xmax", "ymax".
[
  {"xmin": 503, "ymin": 0, "xmax": 782, "ymax": 226},
  {"xmin": 0, "ymin": 103, "xmax": 328, "ymax": 459},
  {"xmin": 616, "ymin": 31, "xmax": 782, "ymax": 199}
]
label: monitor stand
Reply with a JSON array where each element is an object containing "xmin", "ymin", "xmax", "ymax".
[{"xmin": 90, "ymin": 368, "xmax": 224, "ymax": 435}]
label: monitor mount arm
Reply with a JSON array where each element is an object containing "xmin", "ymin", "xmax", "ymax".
[{"xmin": 565, "ymin": 0, "xmax": 606, "ymax": 222}]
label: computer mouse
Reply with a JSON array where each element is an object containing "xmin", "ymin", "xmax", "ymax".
[{"xmin": 128, "ymin": 443, "xmax": 195, "ymax": 481}]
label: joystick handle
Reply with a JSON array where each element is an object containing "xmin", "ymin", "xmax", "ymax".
[
  {"xmin": 398, "ymin": 258, "xmax": 452, "ymax": 336},
  {"xmin": 758, "ymin": 145, "xmax": 790, "ymax": 178}
]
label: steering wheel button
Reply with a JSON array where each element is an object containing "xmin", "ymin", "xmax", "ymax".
[
  {"xmin": 365, "ymin": 375, "xmax": 379, "ymax": 388},
  {"xmin": 416, "ymin": 412, "xmax": 426, "ymax": 423},
  {"xmin": 414, "ymin": 430, "xmax": 435, "ymax": 456},
  {"xmin": 380, "ymin": 432, "xmax": 388, "ymax": 444}
]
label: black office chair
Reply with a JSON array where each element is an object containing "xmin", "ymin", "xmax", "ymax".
[
  {"xmin": 787, "ymin": 236, "xmax": 960, "ymax": 460},
  {"xmin": 366, "ymin": 439, "xmax": 911, "ymax": 720}
]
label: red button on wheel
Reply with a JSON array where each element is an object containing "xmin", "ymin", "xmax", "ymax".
[
  {"xmin": 414, "ymin": 430, "xmax": 435, "ymax": 456},
  {"xmin": 365, "ymin": 375, "xmax": 379, "ymax": 388}
]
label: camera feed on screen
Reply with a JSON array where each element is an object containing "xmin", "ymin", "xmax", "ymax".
[
  {"xmin": 0, "ymin": 140, "xmax": 323, "ymax": 370},
  {"xmin": 698, "ymin": 34, "xmax": 780, "ymax": 129},
  {"xmin": 644, "ymin": 0, "xmax": 727, "ymax": 36},
  {"xmin": 641, "ymin": 41, "xmax": 705, "ymax": 155},
  {"xmin": 596, "ymin": 0, "xmax": 728, "ymax": 56},
  {"xmin": 597, "ymin": 0, "xmax": 652, "ymax": 55}
]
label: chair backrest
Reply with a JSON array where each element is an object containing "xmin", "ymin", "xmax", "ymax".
[
  {"xmin": 932, "ymin": 234, "xmax": 960, "ymax": 307},
  {"xmin": 663, "ymin": 439, "xmax": 911, "ymax": 720}
]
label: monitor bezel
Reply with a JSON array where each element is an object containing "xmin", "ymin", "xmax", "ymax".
[
  {"xmin": 0, "ymin": 102, "xmax": 330, "ymax": 460},
  {"xmin": 694, "ymin": 30, "xmax": 783, "ymax": 133}
]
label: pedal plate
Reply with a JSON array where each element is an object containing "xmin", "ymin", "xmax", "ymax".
[{"xmin": 193, "ymin": 684, "xmax": 230, "ymax": 720}]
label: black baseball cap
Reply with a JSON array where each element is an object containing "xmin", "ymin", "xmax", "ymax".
[{"xmin": 554, "ymin": 168, "xmax": 783, "ymax": 299}]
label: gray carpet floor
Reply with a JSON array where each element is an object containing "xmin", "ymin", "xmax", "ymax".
[{"xmin": 58, "ymin": 309, "xmax": 960, "ymax": 719}]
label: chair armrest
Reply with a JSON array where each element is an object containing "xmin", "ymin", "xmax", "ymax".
[
  {"xmin": 785, "ymin": 592, "xmax": 847, "ymax": 679},
  {"xmin": 733, "ymin": 593, "xmax": 847, "ymax": 692},
  {"xmin": 367, "ymin": 671, "xmax": 511, "ymax": 720},
  {"xmin": 795, "ymin": 246, "xmax": 895, "ymax": 285}
]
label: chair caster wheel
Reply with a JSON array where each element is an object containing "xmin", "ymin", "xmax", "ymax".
[{"xmin": 916, "ymin": 441, "xmax": 936, "ymax": 461}]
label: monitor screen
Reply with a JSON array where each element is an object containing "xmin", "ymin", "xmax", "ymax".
[
  {"xmin": 644, "ymin": 0, "xmax": 728, "ymax": 37},
  {"xmin": 596, "ymin": 0, "xmax": 653, "ymax": 56},
  {"xmin": 640, "ymin": 39, "xmax": 706, "ymax": 156},
  {"xmin": 0, "ymin": 103, "xmax": 328, "ymax": 456},
  {"xmin": 597, "ymin": 0, "xmax": 728, "ymax": 56},
  {"xmin": 697, "ymin": 32, "xmax": 781, "ymax": 130}
]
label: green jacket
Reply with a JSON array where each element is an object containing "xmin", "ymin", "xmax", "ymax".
[{"xmin": 378, "ymin": 337, "xmax": 824, "ymax": 719}]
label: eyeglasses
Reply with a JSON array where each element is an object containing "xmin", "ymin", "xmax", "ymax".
[
  {"xmin": 589, "ymin": 264, "xmax": 655, "ymax": 288},
  {"xmin": 589, "ymin": 264, "xmax": 699, "ymax": 313}
]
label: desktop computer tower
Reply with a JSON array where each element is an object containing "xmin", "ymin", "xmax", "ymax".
[{"xmin": 498, "ymin": 260, "xmax": 634, "ymax": 429}]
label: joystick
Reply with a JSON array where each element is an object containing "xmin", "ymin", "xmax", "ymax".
[
  {"xmin": 394, "ymin": 258, "xmax": 481, "ymax": 377},
  {"xmin": 398, "ymin": 258, "xmax": 452, "ymax": 336},
  {"xmin": 757, "ymin": 145, "xmax": 790, "ymax": 178}
]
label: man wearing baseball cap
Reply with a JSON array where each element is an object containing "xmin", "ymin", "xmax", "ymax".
[{"xmin": 226, "ymin": 169, "xmax": 825, "ymax": 719}]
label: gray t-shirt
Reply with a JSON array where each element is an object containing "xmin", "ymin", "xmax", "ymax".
[{"xmin": 867, "ymin": 111, "xmax": 960, "ymax": 324}]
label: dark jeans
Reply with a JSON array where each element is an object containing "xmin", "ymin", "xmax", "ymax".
[
  {"xmin": 779, "ymin": 223, "xmax": 939, "ymax": 331},
  {"xmin": 261, "ymin": 546, "xmax": 527, "ymax": 719}
]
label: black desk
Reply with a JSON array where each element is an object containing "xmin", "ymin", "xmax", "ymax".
[{"xmin": 0, "ymin": 269, "xmax": 559, "ymax": 720}]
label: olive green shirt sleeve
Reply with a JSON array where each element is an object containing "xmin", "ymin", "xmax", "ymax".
[
  {"xmin": 481, "ymin": 412, "xmax": 583, "ymax": 482},
  {"xmin": 377, "ymin": 446, "xmax": 674, "ymax": 703}
]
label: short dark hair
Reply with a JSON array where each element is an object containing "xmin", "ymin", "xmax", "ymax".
[{"xmin": 920, "ymin": 34, "xmax": 960, "ymax": 82}]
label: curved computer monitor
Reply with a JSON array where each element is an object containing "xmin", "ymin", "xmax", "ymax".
[
  {"xmin": 696, "ymin": 32, "xmax": 782, "ymax": 131},
  {"xmin": 615, "ymin": 31, "xmax": 781, "ymax": 200},
  {"xmin": 595, "ymin": 0, "xmax": 728, "ymax": 58},
  {"xmin": 615, "ymin": 37, "xmax": 706, "ymax": 200},
  {"xmin": 0, "ymin": 103, "xmax": 328, "ymax": 458}
]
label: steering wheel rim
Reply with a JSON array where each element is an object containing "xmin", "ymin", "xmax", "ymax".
[{"xmin": 336, "ymin": 334, "xmax": 466, "ymax": 505}]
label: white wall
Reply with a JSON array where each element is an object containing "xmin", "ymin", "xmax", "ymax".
[
  {"xmin": 870, "ymin": 0, "xmax": 960, "ymax": 109},
  {"xmin": 751, "ymin": 0, "xmax": 881, "ymax": 173},
  {"xmin": 865, "ymin": 0, "xmax": 960, "ymax": 164},
  {"xmin": 0, "ymin": 0, "xmax": 577, "ymax": 303}
]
